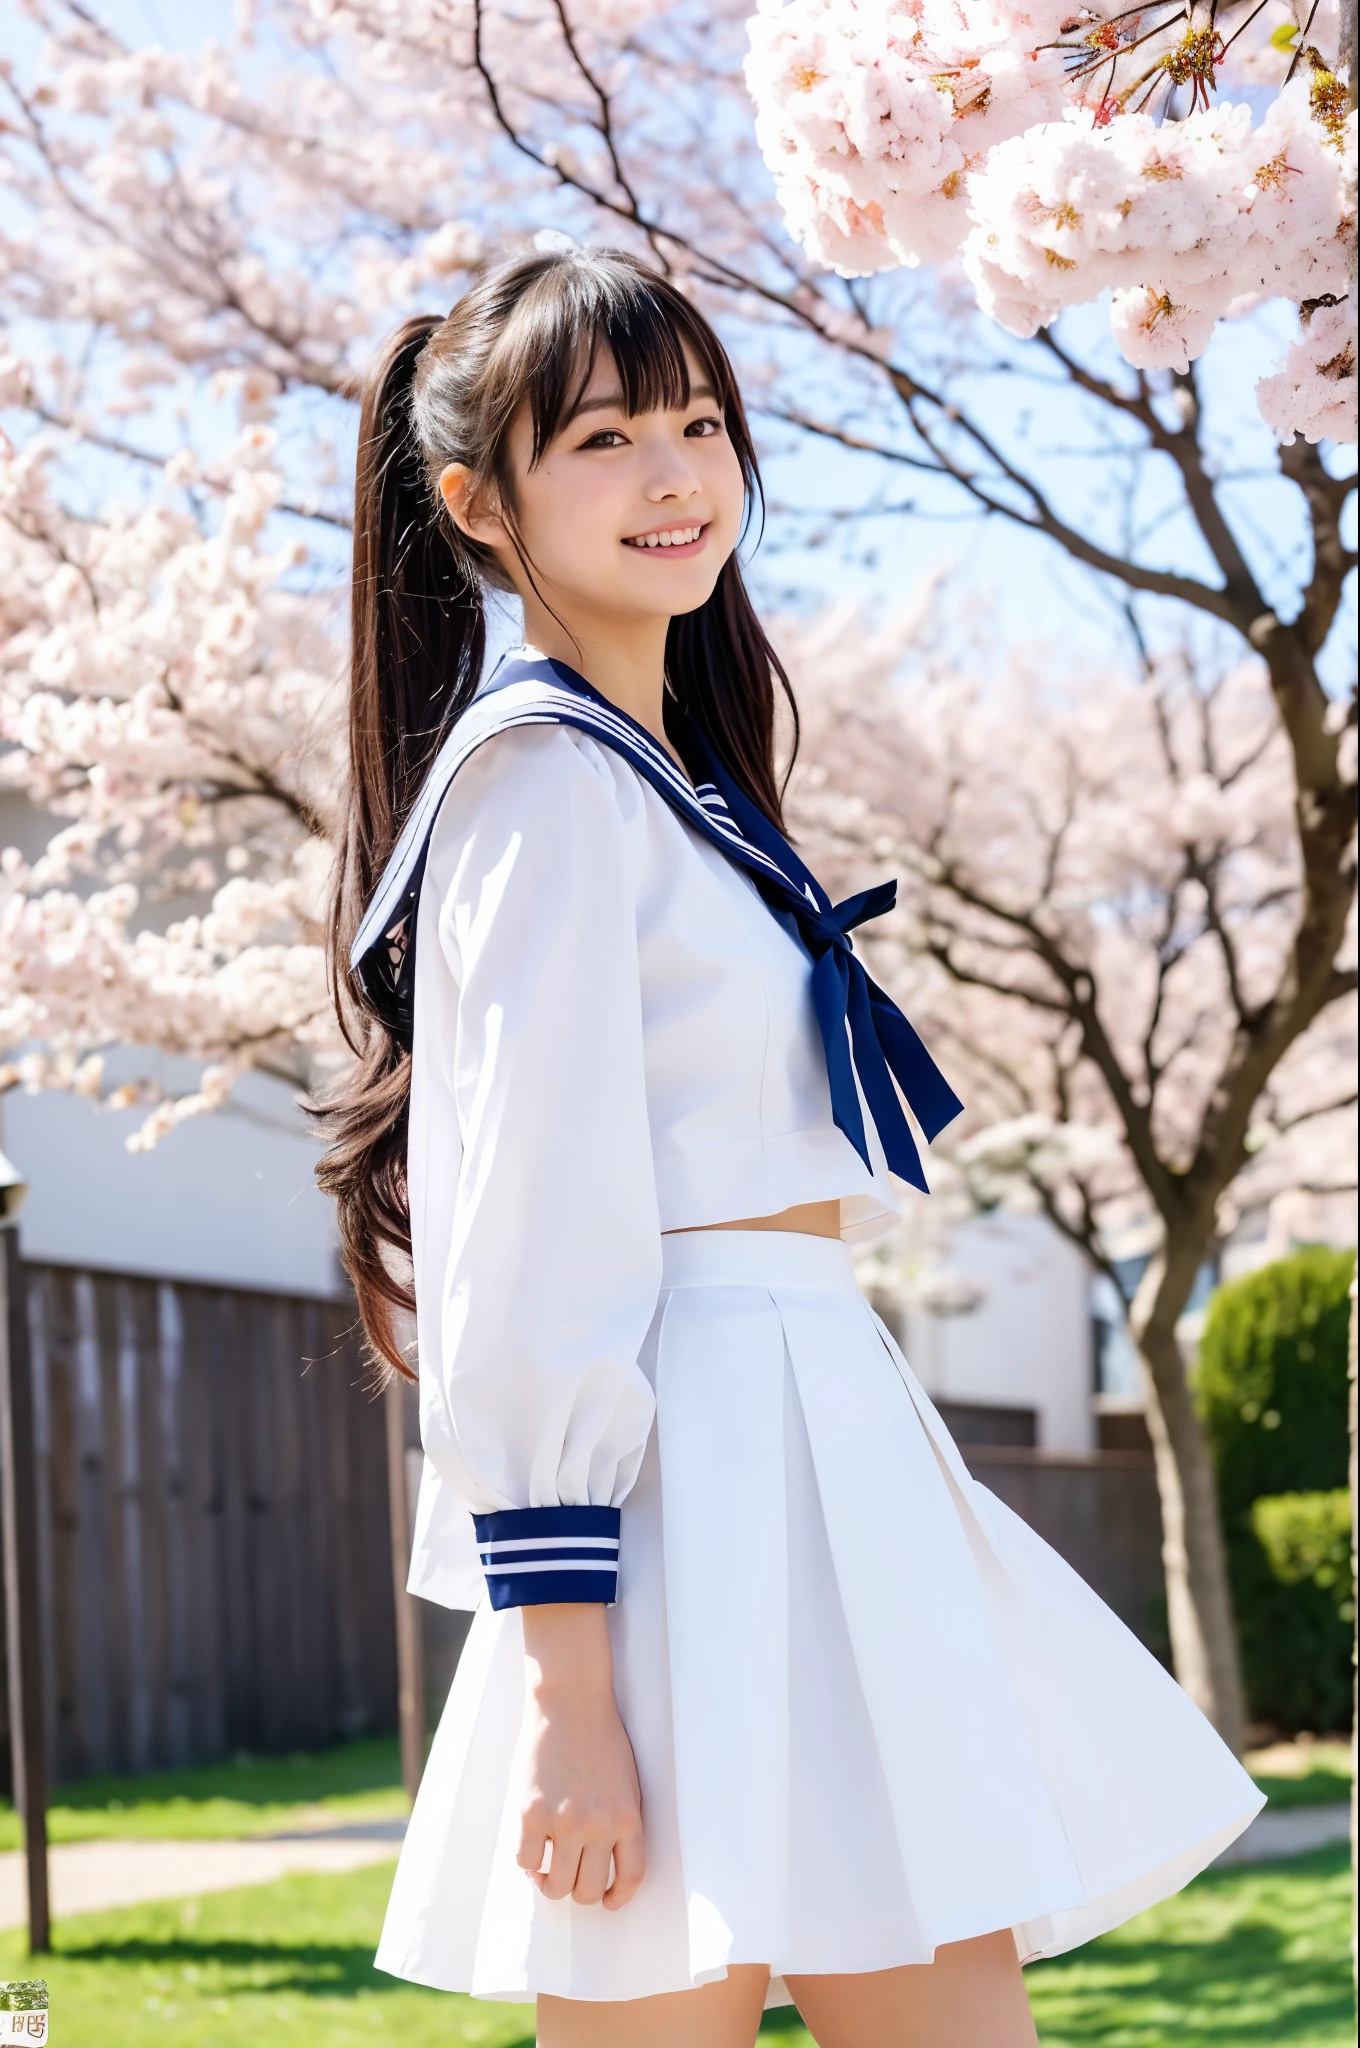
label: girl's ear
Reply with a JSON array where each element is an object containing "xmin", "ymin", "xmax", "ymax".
[{"xmin": 439, "ymin": 462, "xmax": 505, "ymax": 549}]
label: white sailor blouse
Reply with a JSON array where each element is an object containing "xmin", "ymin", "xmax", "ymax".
[{"xmin": 351, "ymin": 652, "xmax": 962, "ymax": 1613}]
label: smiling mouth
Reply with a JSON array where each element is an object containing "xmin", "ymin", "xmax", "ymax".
[{"xmin": 622, "ymin": 523, "xmax": 707, "ymax": 551}]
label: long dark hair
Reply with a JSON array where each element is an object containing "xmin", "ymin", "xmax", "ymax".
[{"xmin": 319, "ymin": 247, "xmax": 797, "ymax": 1375}]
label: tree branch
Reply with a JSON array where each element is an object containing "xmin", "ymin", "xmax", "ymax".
[
  {"xmin": 1281, "ymin": 437, "xmax": 1360, "ymax": 658},
  {"xmin": 20, "ymin": 403, "xmax": 353, "ymax": 531},
  {"xmin": 774, "ymin": 401, "xmax": 1246, "ymax": 623},
  {"xmin": 915, "ymin": 855, "xmax": 1181, "ymax": 1213}
]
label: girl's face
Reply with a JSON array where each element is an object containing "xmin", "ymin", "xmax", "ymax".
[{"xmin": 445, "ymin": 341, "xmax": 748, "ymax": 631}]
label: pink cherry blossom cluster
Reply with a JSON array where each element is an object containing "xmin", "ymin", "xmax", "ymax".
[
  {"xmin": 744, "ymin": 0, "xmax": 1073, "ymax": 271},
  {"xmin": 1255, "ymin": 299, "xmax": 1358, "ymax": 443},
  {"xmin": 0, "ymin": 864, "xmax": 331, "ymax": 1075},
  {"xmin": 746, "ymin": 0, "xmax": 1358, "ymax": 443},
  {"xmin": 968, "ymin": 79, "xmax": 1355, "ymax": 390}
]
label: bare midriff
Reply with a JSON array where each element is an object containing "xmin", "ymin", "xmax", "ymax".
[{"xmin": 663, "ymin": 1198, "xmax": 843, "ymax": 1242}]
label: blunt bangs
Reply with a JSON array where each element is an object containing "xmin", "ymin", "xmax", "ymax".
[{"xmin": 484, "ymin": 253, "xmax": 743, "ymax": 470}]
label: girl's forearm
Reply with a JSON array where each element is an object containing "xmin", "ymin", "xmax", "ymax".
[{"xmin": 521, "ymin": 1602, "xmax": 615, "ymax": 1701}]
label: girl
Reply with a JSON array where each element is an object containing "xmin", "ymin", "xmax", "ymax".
[{"xmin": 321, "ymin": 247, "xmax": 1261, "ymax": 2048}]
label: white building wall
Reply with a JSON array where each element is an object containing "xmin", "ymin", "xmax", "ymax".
[
  {"xmin": 902, "ymin": 1212, "xmax": 1095, "ymax": 1453},
  {"xmin": 2, "ymin": 1059, "xmax": 339, "ymax": 1298}
]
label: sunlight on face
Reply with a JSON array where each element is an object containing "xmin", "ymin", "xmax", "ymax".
[{"xmin": 498, "ymin": 340, "xmax": 748, "ymax": 630}]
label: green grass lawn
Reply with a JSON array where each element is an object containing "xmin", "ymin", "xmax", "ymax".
[
  {"xmin": 0, "ymin": 1845, "xmax": 1350, "ymax": 2047},
  {"xmin": 1244, "ymin": 1738, "xmax": 1352, "ymax": 1811},
  {"xmin": 0, "ymin": 1739, "xmax": 409, "ymax": 1851},
  {"xmin": 1027, "ymin": 1845, "xmax": 1353, "ymax": 2045}
]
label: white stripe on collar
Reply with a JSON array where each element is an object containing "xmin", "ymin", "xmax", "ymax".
[{"xmin": 351, "ymin": 674, "xmax": 792, "ymax": 972}]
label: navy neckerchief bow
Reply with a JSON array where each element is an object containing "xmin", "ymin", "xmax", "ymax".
[{"xmin": 351, "ymin": 652, "xmax": 962, "ymax": 1192}]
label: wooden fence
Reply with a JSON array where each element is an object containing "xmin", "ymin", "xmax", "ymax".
[
  {"xmin": 962, "ymin": 1444, "xmax": 1166, "ymax": 1651},
  {"xmin": 1, "ymin": 1258, "xmax": 396, "ymax": 1789}
]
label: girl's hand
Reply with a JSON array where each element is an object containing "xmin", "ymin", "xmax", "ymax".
[{"xmin": 514, "ymin": 1603, "xmax": 646, "ymax": 1911}]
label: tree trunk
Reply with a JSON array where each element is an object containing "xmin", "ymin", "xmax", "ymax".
[
  {"xmin": 1340, "ymin": 0, "xmax": 1358, "ymax": 113},
  {"xmin": 1130, "ymin": 1248, "xmax": 1247, "ymax": 1756}
]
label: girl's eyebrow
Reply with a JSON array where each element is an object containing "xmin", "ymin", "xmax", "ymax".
[{"xmin": 568, "ymin": 380, "xmax": 719, "ymax": 423}]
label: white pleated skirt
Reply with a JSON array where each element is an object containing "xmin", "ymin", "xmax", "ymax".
[{"xmin": 375, "ymin": 1229, "xmax": 1263, "ymax": 2008}]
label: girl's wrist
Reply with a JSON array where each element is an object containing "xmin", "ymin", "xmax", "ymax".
[{"xmin": 521, "ymin": 1601, "xmax": 615, "ymax": 1702}]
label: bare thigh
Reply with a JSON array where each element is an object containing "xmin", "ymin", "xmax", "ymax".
[
  {"xmin": 786, "ymin": 1930, "xmax": 1038, "ymax": 2048},
  {"xmin": 537, "ymin": 1964, "xmax": 771, "ymax": 2048}
]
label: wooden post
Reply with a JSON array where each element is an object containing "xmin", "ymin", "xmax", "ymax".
[
  {"xmin": 385, "ymin": 1375, "xmax": 426, "ymax": 1807},
  {"xmin": 0, "ymin": 1226, "xmax": 50, "ymax": 1953}
]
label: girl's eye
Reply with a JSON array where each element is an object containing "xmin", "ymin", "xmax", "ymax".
[
  {"xmin": 685, "ymin": 415, "xmax": 723, "ymax": 438},
  {"xmin": 579, "ymin": 428, "xmax": 628, "ymax": 449}
]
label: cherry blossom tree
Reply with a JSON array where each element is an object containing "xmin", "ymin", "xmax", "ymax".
[
  {"xmin": 785, "ymin": 605, "xmax": 1355, "ymax": 1753},
  {"xmin": 1, "ymin": 0, "xmax": 1355, "ymax": 1740},
  {"xmin": 745, "ymin": 0, "xmax": 1357, "ymax": 1744},
  {"xmin": 0, "ymin": 396, "xmax": 342, "ymax": 1135}
]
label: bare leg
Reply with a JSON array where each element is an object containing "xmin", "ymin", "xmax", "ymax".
[
  {"xmin": 537, "ymin": 1964, "xmax": 770, "ymax": 2048},
  {"xmin": 785, "ymin": 1930, "xmax": 1038, "ymax": 2048}
]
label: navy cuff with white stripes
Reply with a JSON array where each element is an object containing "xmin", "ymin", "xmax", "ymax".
[{"xmin": 472, "ymin": 1505, "xmax": 621, "ymax": 1609}]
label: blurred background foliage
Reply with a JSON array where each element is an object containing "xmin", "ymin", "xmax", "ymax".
[{"xmin": 1198, "ymin": 1247, "xmax": 1356, "ymax": 1734}]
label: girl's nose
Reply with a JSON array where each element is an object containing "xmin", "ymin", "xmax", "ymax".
[
  {"xmin": 640, "ymin": 426, "xmax": 704, "ymax": 501},
  {"xmin": 644, "ymin": 460, "xmax": 701, "ymax": 502}
]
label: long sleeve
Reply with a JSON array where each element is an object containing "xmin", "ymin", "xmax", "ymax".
[{"xmin": 412, "ymin": 725, "xmax": 661, "ymax": 1608}]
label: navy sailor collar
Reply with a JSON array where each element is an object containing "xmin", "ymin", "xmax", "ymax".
[{"xmin": 351, "ymin": 651, "xmax": 962, "ymax": 1192}]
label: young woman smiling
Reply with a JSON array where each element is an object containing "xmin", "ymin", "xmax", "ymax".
[{"xmin": 320, "ymin": 248, "xmax": 1261, "ymax": 2048}]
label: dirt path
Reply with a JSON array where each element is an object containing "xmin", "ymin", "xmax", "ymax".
[{"xmin": 0, "ymin": 1821, "xmax": 404, "ymax": 1931}]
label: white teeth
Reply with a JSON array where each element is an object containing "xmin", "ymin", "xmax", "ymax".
[{"xmin": 629, "ymin": 526, "xmax": 699, "ymax": 548}]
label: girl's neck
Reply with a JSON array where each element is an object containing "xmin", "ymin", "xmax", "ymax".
[{"xmin": 519, "ymin": 604, "xmax": 670, "ymax": 751}]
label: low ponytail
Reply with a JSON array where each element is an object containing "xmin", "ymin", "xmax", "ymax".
[{"xmin": 319, "ymin": 317, "xmax": 485, "ymax": 1376}]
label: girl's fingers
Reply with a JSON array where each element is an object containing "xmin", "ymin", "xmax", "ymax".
[
  {"xmin": 516, "ymin": 1814, "xmax": 549, "ymax": 1877},
  {"xmin": 571, "ymin": 1841, "xmax": 615, "ymax": 1906},
  {"xmin": 538, "ymin": 1836, "xmax": 583, "ymax": 1902},
  {"xmin": 603, "ymin": 1821, "xmax": 646, "ymax": 1910}
]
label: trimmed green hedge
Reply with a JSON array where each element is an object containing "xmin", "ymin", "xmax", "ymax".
[
  {"xmin": 1197, "ymin": 1247, "xmax": 1354, "ymax": 1734},
  {"xmin": 1251, "ymin": 1489, "xmax": 1353, "ymax": 1615}
]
